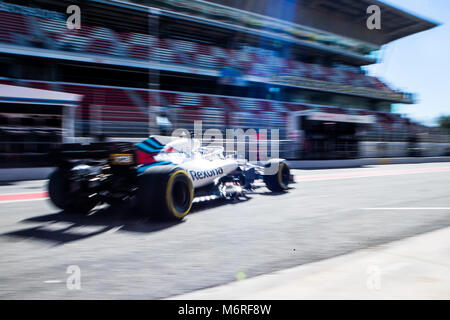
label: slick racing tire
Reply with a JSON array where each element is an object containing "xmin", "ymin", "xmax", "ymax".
[
  {"xmin": 263, "ymin": 160, "xmax": 291, "ymax": 192},
  {"xmin": 48, "ymin": 168, "xmax": 98, "ymax": 214},
  {"xmin": 137, "ymin": 166, "xmax": 194, "ymax": 221}
]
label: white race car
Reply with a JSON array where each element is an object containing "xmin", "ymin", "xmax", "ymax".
[{"xmin": 48, "ymin": 136, "xmax": 293, "ymax": 220}]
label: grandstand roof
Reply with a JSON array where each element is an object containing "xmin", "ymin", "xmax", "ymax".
[
  {"xmin": 205, "ymin": 0, "xmax": 438, "ymax": 45},
  {"xmin": 306, "ymin": 0, "xmax": 438, "ymax": 42}
]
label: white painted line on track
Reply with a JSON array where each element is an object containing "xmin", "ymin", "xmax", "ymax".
[
  {"xmin": 44, "ymin": 280, "xmax": 63, "ymax": 284},
  {"xmin": 362, "ymin": 207, "xmax": 450, "ymax": 210},
  {"xmin": 0, "ymin": 198, "xmax": 48, "ymax": 204}
]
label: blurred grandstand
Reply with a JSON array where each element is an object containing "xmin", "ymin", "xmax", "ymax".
[{"xmin": 0, "ymin": 0, "xmax": 449, "ymax": 167}]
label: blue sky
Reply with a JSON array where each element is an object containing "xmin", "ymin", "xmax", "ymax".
[{"xmin": 364, "ymin": 0, "xmax": 450, "ymax": 126}]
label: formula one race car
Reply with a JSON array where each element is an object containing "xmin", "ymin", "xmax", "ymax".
[{"xmin": 48, "ymin": 136, "xmax": 293, "ymax": 220}]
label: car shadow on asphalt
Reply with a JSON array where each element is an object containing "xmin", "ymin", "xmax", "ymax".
[
  {"xmin": 0, "ymin": 181, "xmax": 16, "ymax": 186},
  {"xmin": 258, "ymin": 187, "xmax": 294, "ymax": 196},
  {"xmin": 1, "ymin": 190, "xmax": 287, "ymax": 245},
  {"xmin": 1, "ymin": 204, "xmax": 184, "ymax": 245},
  {"xmin": 189, "ymin": 196, "xmax": 252, "ymax": 213}
]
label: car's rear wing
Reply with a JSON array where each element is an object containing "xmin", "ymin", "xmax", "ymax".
[{"xmin": 51, "ymin": 142, "xmax": 136, "ymax": 165}]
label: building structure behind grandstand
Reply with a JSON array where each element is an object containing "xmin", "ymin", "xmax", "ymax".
[{"xmin": 0, "ymin": 0, "xmax": 449, "ymax": 167}]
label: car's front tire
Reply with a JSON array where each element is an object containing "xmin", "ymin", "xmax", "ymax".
[{"xmin": 263, "ymin": 160, "xmax": 291, "ymax": 192}]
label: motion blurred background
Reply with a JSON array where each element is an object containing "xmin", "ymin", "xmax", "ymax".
[{"xmin": 0, "ymin": 0, "xmax": 449, "ymax": 170}]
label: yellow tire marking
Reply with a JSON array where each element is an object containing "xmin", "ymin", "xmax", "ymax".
[
  {"xmin": 277, "ymin": 162, "xmax": 289, "ymax": 190},
  {"xmin": 165, "ymin": 170, "xmax": 194, "ymax": 219}
]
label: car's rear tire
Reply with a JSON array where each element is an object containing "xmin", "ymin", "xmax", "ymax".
[
  {"xmin": 263, "ymin": 160, "xmax": 291, "ymax": 192},
  {"xmin": 137, "ymin": 166, "xmax": 194, "ymax": 221},
  {"xmin": 48, "ymin": 168, "xmax": 97, "ymax": 214}
]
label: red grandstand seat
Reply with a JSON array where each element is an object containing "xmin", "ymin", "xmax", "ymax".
[
  {"xmin": 217, "ymin": 96, "xmax": 239, "ymax": 113},
  {"xmin": 120, "ymin": 32, "xmax": 156, "ymax": 60},
  {"xmin": 130, "ymin": 45, "xmax": 152, "ymax": 60},
  {"xmin": 160, "ymin": 92, "xmax": 178, "ymax": 106},
  {"xmin": 0, "ymin": 79, "xmax": 15, "ymax": 85},
  {"xmin": 135, "ymin": 90, "xmax": 161, "ymax": 107},
  {"xmin": 283, "ymin": 103, "xmax": 311, "ymax": 112},
  {"xmin": 61, "ymin": 85, "xmax": 147, "ymax": 122},
  {"xmin": 198, "ymin": 96, "xmax": 225, "ymax": 128},
  {"xmin": 0, "ymin": 11, "xmax": 30, "ymax": 43},
  {"xmin": 37, "ymin": 17, "xmax": 66, "ymax": 42},
  {"xmin": 175, "ymin": 93, "xmax": 203, "ymax": 123},
  {"xmin": 86, "ymin": 39, "xmax": 115, "ymax": 55},
  {"xmin": 52, "ymin": 26, "xmax": 93, "ymax": 52},
  {"xmin": 25, "ymin": 81, "xmax": 51, "ymax": 91},
  {"xmin": 171, "ymin": 39, "xmax": 198, "ymax": 65}
]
